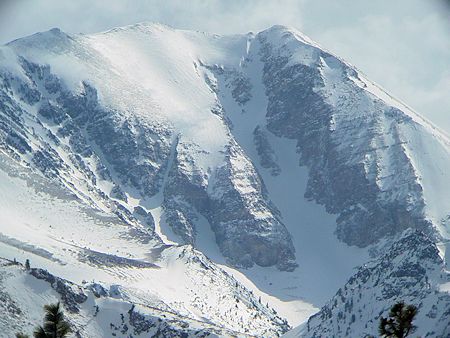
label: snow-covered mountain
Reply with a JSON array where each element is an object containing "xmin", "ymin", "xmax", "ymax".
[{"xmin": 0, "ymin": 22, "xmax": 449, "ymax": 337}]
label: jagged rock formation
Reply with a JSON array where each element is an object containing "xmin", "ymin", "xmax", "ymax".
[
  {"xmin": 292, "ymin": 230, "xmax": 450, "ymax": 337},
  {"xmin": 257, "ymin": 26, "xmax": 447, "ymax": 247}
]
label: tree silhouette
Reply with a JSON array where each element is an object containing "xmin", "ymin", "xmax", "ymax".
[
  {"xmin": 33, "ymin": 302, "xmax": 71, "ymax": 338},
  {"xmin": 16, "ymin": 333, "xmax": 29, "ymax": 338},
  {"xmin": 379, "ymin": 301, "xmax": 418, "ymax": 338}
]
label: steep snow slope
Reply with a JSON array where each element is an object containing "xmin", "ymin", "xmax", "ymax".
[
  {"xmin": 205, "ymin": 34, "xmax": 370, "ymax": 324},
  {"xmin": 1, "ymin": 22, "xmax": 450, "ymax": 336}
]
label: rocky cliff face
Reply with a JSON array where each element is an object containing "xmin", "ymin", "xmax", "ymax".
[
  {"xmin": 163, "ymin": 137, "xmax": 296, "ymax": 270},
  {"xmin": 257, "ymin": 26, "xmax": 441, "ymax": 247}
]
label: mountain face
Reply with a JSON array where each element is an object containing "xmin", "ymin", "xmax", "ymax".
[
  {"xmin": 0, "ymin": 23, "xmax": 449, "ymax": 337},
  {"xmin": 257, "ymin": 27, "xmax": 449, "ymax": 247}
]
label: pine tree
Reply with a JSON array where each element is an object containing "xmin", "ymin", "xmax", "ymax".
[
  {"xmin": 379, "ymin": 301, "xmax": 418, "ymax": 338},
  {"xmin": 25, "ymin": 259, "xmax": 30, "ymax": 270},
  {"xmin": 33, "ymin": 302, "xmax": 71, "ymax": 338}
]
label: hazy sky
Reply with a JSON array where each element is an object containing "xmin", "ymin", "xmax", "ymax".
[{"xmin": 1, "ymin": 0, "xmax": 449, "ymax": 133}]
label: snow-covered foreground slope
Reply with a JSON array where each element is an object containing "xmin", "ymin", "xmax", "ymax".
[
  {"xmin": 0, "ymin": 22, "xmax": 449, "ymax": 336},
  {"xmin": 0, "ymin": 153, "xmax": 288, "ymax": 337},
  {"xmin": 0, "ymin": 257, "xmax": 283, "ymax": 337}
]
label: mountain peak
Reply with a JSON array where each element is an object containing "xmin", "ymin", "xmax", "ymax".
[
  {"xmin": 259, "ymin": 24, "xmax": 320, "ymax": 49},
  {"xmin": 6, "ymin": 26, "xmax": 73, "ymax": 53}
]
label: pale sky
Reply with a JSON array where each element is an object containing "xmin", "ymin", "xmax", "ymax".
[{"xmin": 1, "ymin": 0, "xmax": 449, "ymax": 133}]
